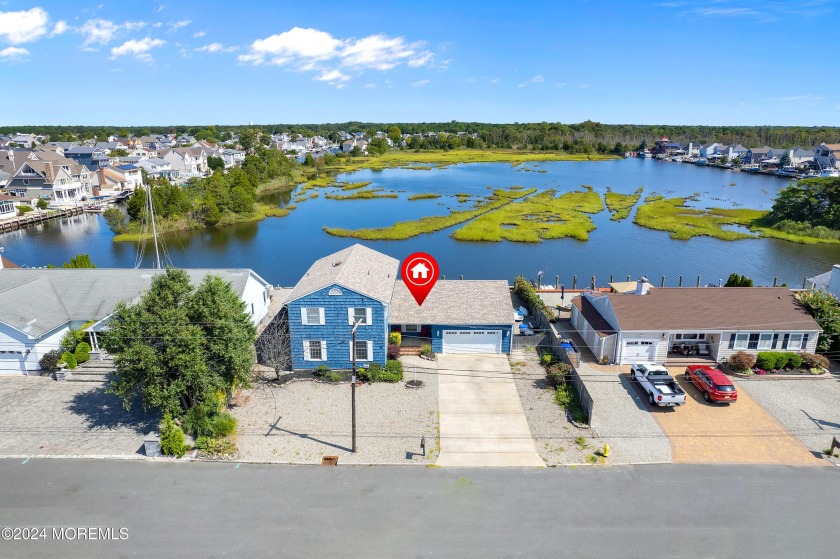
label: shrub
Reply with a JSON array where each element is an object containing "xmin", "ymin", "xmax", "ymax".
[
  {"xmin": 755, "ymin": 352, "xmax": 778, "ymax": 371},
  {"xmin": 36, "ymin": 198, "xmax": 48, "ymax": 210},
  {"xmin": 786, "ymin": 353, "xmax": 803, "ymax": 369},
  {"xmin": 389, "ymin": 331, "xmax": 402, "ymax": 345},
  {"xmin": 75, "ymin": 341, "xmax": 91, "ymax": 364},
  {"xmin": 18, "ymin": 205, "xmax": 33, "ymax": 215},
  {"xmin": 387, "ymin": 343, "xmax": 401, "ymax": 360},
  {"xmin": 383, "ymin": 359, "xmax": 404, "ymax": 382},
  {"xmin": 194, "ymin": 436, "xmax": 236, "ymax": 457},
  {"xmin": 160, "ymin": 414, "xmax": 187, "ymax": 458},
  {"xmin": 800, "ymin": 352, "xmax": 829, "ymax": 370},
  {"xmin": 210, "ymin": 412, "xmax": 238, "ymax": 438},
  {"xmin": 183, "ymin": 403, "xmax": 215, "ymax": 438},
  {"xmin": 358, "ymin": 363, "xmax": 382, "ymax": 382},
  {"xmin": 39, "ymin": 349, "xmax": 63, "ymax": 372},
  {"xmin": 547, "ymin": 362, "xmax": 571, "ymax": 388},
  {"xmin": 554, "ymin": 384, "xmax": 573, "ymax": 408},
  {"xmin": 325, "ymin": 370, "xmax": 344, "ymax": 382},
  {"xmin": 728, "ymin": 351, "xmax": 755, "ymax": 371},
  {"xmin": 420, "ymin": 344, "xmax": 433, "ymax": 357},
  {"xmin": 313, "ymin": 364, "xmax": 330, "ymax": 376},
  {"xmin": 513, "ymin": 275, "xmax": 551, "ymax": 322},
  {"xmin": 61, "ymin": 351, "xmax": 77, "ymax": 370},
  {"xmin": 541, "ymin": 352, "xmax": 554, "ymax": 365}
]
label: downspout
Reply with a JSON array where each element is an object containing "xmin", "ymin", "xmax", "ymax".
[{"xmin": 614, "ymin": 331, "xmax": 622, "ymax": 365}]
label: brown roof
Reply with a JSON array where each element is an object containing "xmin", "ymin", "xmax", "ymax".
[
  {"xmin": 571, "ymin": 296, "xmax": 617, "ymax": 338},
  {"xmin": 824, "ymin": 143, "xmax": 840, "ymax": 151},
  {"xmin": 1, "ymin": 256, "xmax": 19, "ymax": 269},
  {"xmin": 604, "ymin": 287, "xmax": 821, "ymax": 332},
  {"xmin": 390, "ymin": 280, "xmax": 515, "ymax": 325}
]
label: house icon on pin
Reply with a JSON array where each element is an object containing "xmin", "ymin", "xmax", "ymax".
[{"xmin": 410, "ymin": 262, "xmax": 430, "ymax": 280}]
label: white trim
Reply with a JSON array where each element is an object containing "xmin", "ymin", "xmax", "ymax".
[
  {"xmin": 347, "ymin": 308, "xmax": 354, "ymax": 326},
  {"xmin": 733, "ymin": 333, "xmax": 749, "ymax": 350},
  {"xmin": 321, "ymin": 340, "xmax": 327, "ymax": 361},
  {"xmin": 403, "ymin": 324, "xmax": 420, "ymax": 333},
  {"xmin": 319, "ymin": 308, "xmax": 325, "ymax": 325},
  {"xmin": 757, "ymin": 333, "xmax": 773, "ymax": 350},
  {"xmin": 365, "ymin": 308, "xmax": 372, "ymax": 325},
  {"xmin": 367, "ymin": 340, "xmax": 373, "ymax": 361},
  {"xmin": 787, "ymin": 333, "xmax": 804, "ymax": 350},
  {"xmin": 304, "ymin": 340, "xmax": 326, "ymax": 361},
  {"xmin": 301, "ymin": 307, "xmax": 324, "ymax": 326}
]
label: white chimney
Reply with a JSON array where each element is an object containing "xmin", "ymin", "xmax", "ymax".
[
  {"xmin": 828, "ymin": 264, "xmax": 840, "ymax": 299},
  {"xmin": 635, "ymin": 276, "xmax": 650, "ymax": 296}
]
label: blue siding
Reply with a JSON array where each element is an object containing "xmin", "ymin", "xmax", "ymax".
[
  {"xmin": 287, "ymin": 285, "xmax": 388, "ymax": 370},
  {"xmin": 431, "ymin": 325, "xmax": 513, "ymax": 353}
]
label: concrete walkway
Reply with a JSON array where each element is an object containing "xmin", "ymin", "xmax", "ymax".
[{"xmin": 436, "ymin": 354, "xmax": 544, "ymax": 467}]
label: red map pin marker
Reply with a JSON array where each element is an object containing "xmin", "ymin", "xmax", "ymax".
[{"xmin": 400, "ymin": 252, "xmax": 439, "ymax": 306}]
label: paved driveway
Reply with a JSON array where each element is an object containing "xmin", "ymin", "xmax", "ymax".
[
  {"xmin": 646, "ymin": 371, "xmax": 820, "ymax": 465},
  {"xmin": 436, "ymin": 354, "xmax": 544, "ymax": 467},
  {"xmin": 0, "ymin": 377, "xmax": 157, "ymax": 457}
]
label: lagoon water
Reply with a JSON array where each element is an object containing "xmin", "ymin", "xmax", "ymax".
[{"xmin": 2, "ymin": 158, "xmax": 838, "ymax": 288}]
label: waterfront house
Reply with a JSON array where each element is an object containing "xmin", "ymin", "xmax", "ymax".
[
  {"xmin": 284, "ymin": 244, "xmax": 516, "ymax": 371},
  {"xmin": 720, "ymin": 144, "xmax": 749, "ymax": 162},
  {"xmin": 0, "ymin": 267, "xmax": 272, "ymax": 375},
  {"xmin": 137, "ymin": 157, "xmax": 177, "ymax": 181},
  {"xmin": 746, "ymin": 146, "xmax": 772, "ymax": 165},
  {"xmin": 570, "ymin": 282, "xmax": 821, "ymax": 365},
  {"xmin": 64, "ymin": 146, "xmax": 110, "ymax": 169},
  {"xmin": 97, "ymin": 164, "xmax": 142, "ymax": 192},
  {"xmin": 814, "ymin": 143, "xmax": 839, "ymax": 170},
  {"xmin": 0, "ymin": 194, "xmax": 21, "ymax": 220},
  {"xmin": 699, "ymin": 143, "xmax": 724, "ymax": 159},
  {"xmin": 160, "ymin": 147, "xmax": 207, "ymax": 178},
  {"xmin": 787, "ymin": 148, "xmax": 815, "ymax": 168},
  {"xmin": 5, "ymin": 160, "xmax": 90, "ymax": 206}
]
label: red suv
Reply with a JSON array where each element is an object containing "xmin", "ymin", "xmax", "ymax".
[{"xmin": 684, "ymin": 365, "xmax": 738, "ymax": 403}]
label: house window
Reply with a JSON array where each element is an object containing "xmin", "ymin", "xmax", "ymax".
[
  {"xmin": 757, "ymin": 333, "xmax": 773, "ymax": 350},
  {"xmin": 354, "ymin": 340, "xmax": 370, "ymax": 361},
  {"xmin": 348, "ymin": 307, "xmax": 371, "ymax": 326},
  {"xmin": 305, "ymin": 340, "xmax": 325, "ymax": 361},
  {"xmin": 23, "ymin": 179, "xmax": 29, "ymax": 185},
  {"xmin": 733, "ymin": 333, "xmax": 750, "ymax": 350},
  {"xmin": 404, "ymin": 324, "xmax": 421, "ymax": 333},
  {"xmin": 787, "ymin": 333, "xmax": 804, "ymax": 350},
  {"xmin": 301, "ymin": 307, "xmax": 324, "ymax": 325}
]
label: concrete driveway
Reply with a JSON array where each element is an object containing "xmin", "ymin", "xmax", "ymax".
[
  {"xmin": 436, "ymin": 354, "xmax": 544, "ymax": 467},
  {"xmin": 646, "ymin": 371, "xmax": 820, "ymax": 465}
]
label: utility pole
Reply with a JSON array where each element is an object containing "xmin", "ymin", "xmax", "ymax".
[
  {"xmin": 146, "ymin": 183, "xmax": 161, "ymax": 269},
  {"xmin": 351, "ymin": 318, "xmax": 362, "ymax": 453}
]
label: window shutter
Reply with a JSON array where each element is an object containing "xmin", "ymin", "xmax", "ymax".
[
  {"xmin": 782, "ymin": 334, "xmax": 790, "ymax": 349},
  {"xmin": 300, "ymin": 308, "xmax": 307, "ymax": 324},
  {"xmin": 303, "ymin": 341, "xmax": 310, "ymax": 360},
  {"xmin": 367, "ymin": 340, "xmax": 373, "ymax": 361},
  {"xmin": 349, "ymin": 341, "xmax": 354, "ymax": 361},
  {"xmin": 348, "ymin": 308, "xmax": 354, "ymax": 326},
  {"xmin": 748, "ymin": 333, "xmax": 759, "ymax": 350},
  {"xmin": 321, "ymin": 341, "xmax": 327, "ymax": 361},
  {"xmin": 802, "ymin": 334, "xmax": 809, "ymax": 349},
  {"xmin": 366, "ymin": 308, "xmax": 372, "ymax": 325},
  {"xmin": 318, "ymin": 308, "xmax": 325, "ymax": 325},
  {"xmin": 728, "ymin": 334, "xmax": 735, "ymax": 350},
  {"xmin": 771, "ymin": 334, "xmax": 779, "ymax": 349}
]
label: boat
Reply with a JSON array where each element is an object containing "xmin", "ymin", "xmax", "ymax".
[
  {"xmin": 638, "ymin": 149, "xmax": 651, "ymax": 159},
  {"xmin": 774, "ymin": 166, "xmax": 800, "ymax": 178},
  {"xmin": 694, "ymin": 158, "xmax": 708, "ymax": 166},
  {"xmin": 820, "ymin": 168, "xmax": 840, "ymax": 178},
  {"xmin": 83, "ymin": 205, "xmax": 106, "ymax": 213}
]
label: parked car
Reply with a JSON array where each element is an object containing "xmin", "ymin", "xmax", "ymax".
[
  {"xmin": 684, "ymin": 365, "xmax": 737, "ymax": 403},
  {"xmin": 631, "ymin": 362, "xmax": 687, "ymax": 407}
]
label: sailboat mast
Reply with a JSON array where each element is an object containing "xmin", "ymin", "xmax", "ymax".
[{"xmin": 147, "ymin": 183, "xmax": 161, "ymax": 269}]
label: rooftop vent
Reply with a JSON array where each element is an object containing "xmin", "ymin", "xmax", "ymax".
[{"xmin": 332, "ymin": 261, "xmax": 342, "ymax": 267}]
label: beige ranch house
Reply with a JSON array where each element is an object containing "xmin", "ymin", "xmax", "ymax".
[{"xmin": 570, "ymin": 283, "xmax": 822, "ymax": 366}]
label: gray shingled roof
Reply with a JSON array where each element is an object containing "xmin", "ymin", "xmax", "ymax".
[
  {"xmin": 286, "ymin": 244, "xmax": 399, "ymax": 304},
  {"xmin": 0, "ymin": 268, "xmax": 265, "ymax": 338},
  {"xmin": 389, "ymin": 280, "xmax": 515, "ymax": 325}
]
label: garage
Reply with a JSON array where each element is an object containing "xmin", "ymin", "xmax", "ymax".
[
  {"xmin": 442, "ymin": 329, "xmax": 502, "ymax": 354},
  {"xmin": 0, "ymin": 351, "xmax": 24, "ymax": 374},
  {"xmin": 622, "ymin": 340, "xmax": 657, "ymax": 362}
]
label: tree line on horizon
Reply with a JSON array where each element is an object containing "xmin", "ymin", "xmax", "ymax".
[{"xmin": 4, "ymin": 121, "xmax": 839, "ymax": 153}]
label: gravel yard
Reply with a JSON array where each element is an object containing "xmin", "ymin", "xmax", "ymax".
[
  {"xmin": 511, "ymin": 350, "xmax": 611, "ymax": 466},
  {"xmin": 735, "ymin": 376, "xmax": 840, "ymax": 458},
  {"xmin": 232, "ymin": 356, "xmax": 439, "ymax": 465}
]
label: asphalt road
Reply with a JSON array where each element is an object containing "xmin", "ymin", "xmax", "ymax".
[{"xmin": 1, "ymin": 459, "xmax": 838, "ymax": 558}]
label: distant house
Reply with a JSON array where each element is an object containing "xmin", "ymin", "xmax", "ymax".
[
  {"xmin": 64, "ymin": 146, "xmax": 110, "ymax": 169},
  {"xmin": 570, "ymin": 282, "xmax": 821, "ymax": 365},
  {"xmin": 814, "ymin": 143, "xmax": 838, "ymax": 170},
  {"xmin": 97, "ymin": 165, "xmax": 142, "ymax": 192},
  {"xmin": 137, "ymin": 158, "xmax": 177, "ymax": 181},
  {"xmin": 0, "ymin": 267, "xmax": 272, "ymax": 375},
  {"xmin": 720, "ymin": 144, "xmax": 749, "ymax": 162},
  {"xmin": 746, "ymin": 146, "xmax": 772, "ymax": 165},
  {"xmin": 284, "ymin": 245, "xmax": 515, "ymax": 371},
  {"xmin": 807, "ymin": 264, "xmax": 840, "ymax": 299},
  {"xmin": 5, "ymin": 160, "xmax": 90, "ymax": 206},
  {"xmin": 160, "ymin": 147, "xmax": 207, "ymax": 178},
  {"xmin": 788, "ymin": 147, "xmax": 815, "ymax": 167},
  {"xmin": 699, "ymin": 143, "xmax": 723, "ymax": 158}
]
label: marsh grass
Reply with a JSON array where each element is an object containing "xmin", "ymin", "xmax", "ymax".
[
  {"xmin": 407, "ymin": 193, "xmax": 441, "ymax": 201},
  {"xmin": 451, "ymin": 188, "xmax": 603, "ymax": 242},
  {"xmin": 325, "ymin": 189, "xmax": 398, "ymax": 200},
  {"xmin": 338, "ymin": 181, "xmax": 373, "ymax": 190},
  {"xmin": 324, "ymin": 188, "xmax": 534, "ymax": 240},
  {"xmin": 605, "ymin": 187, "xmax": 643, "ymax": 221},
  {"xmin": 633, "ymin": 197, "xmax": 766, "ymax": 240}
]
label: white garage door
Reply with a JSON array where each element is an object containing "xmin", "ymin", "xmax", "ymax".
[
  {"xmin": 0, "ymin": 352, "xmax": 24, "ymax": 374},
  {"xmin": 442, "ymin": 330, "xmax": 502, "ymax": 354},
  {"xmin": 622, "ymin": 340, "xmax": 657, "ymax": 362}
]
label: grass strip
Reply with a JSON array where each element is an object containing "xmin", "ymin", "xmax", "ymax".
[
  {"xmin": 324, "ymin": 188, "xmax": 535, "ymax": 240},
  {"xmin": 633, "ymin": 197, "xmax": 765, "ymax": 240},
  {"xmin": 407, "ymin": 193, "xmax": 441, "ymax": 201},
  {"xmin": 451, "ymin": 188, "xmax": 604, "ymax": 242},
  {"xmin": 325, "ymin": 189, "xmax": 399, "ymax": 200},
  {"xmin": 605, "ymin": 187, "xmax": 643, "ymax": 221}
]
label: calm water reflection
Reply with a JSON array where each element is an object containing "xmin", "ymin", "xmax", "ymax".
[{"xmin": 2, "ymin": 159, "xmax": 838, "ymax": 287}]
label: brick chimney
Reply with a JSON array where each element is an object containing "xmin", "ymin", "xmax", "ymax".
[{"xmin": 43, "ymin": 163, "xmax": 55, "ymax": 184}]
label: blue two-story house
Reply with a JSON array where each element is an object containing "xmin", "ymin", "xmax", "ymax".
[
  {"xmin": 285, "ymin": 244, "xmax": 399, "ymax": 370},
  {"xmin": 285, "ymin": 244, "xmax": 516, "ymax": 370}
]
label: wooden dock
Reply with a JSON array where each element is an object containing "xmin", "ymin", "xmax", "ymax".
[{"xmin": 0, "ymin": 207, "xmax": 85, "ymax": 233}]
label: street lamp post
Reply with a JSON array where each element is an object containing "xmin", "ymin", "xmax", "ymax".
[{"xmin": 351, "ymin": 319, "xmax": 361, "ymax": 453}]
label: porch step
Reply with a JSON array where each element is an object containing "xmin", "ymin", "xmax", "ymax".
[
  {"xmin": 400, "ymin": 346, "xmax": 422, "ymax": 356},
  {"xmin": 664, "ymin": 356, "xmax": 717, "ymax": 368}
]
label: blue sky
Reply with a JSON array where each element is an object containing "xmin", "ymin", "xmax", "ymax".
[{"xmin": 0, "ymin": 0, "xmax": 838, "ymax": 126}]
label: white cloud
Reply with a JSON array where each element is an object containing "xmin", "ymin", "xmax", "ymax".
[
  {"xmin": 364, "ymin": 83, "xmax": 376, "ymax": 89},
  {"xmin": 169, "ymin": 20, "xmax": 191, "ymax": 32},
  {"xmin": 518, "ymin": 74, "xmax": 544, "ymax": 88},
  {"xmin": 50, "ymin": 20, "xmax": 68, "ymax": 37},
  {"xmin": 489, "ymin": 78, "xmax": 498, "ymax": 84},
  {"xmin": 579, "ymin": 83, "xmax": 591, "ymax": 88},
  {"xmin": 314, "ymin": 68, "xmax": 350, "ymax": 87},
  {"xmin": 0, "ymin": 7, "xmax": 50, "ymax": 44},
  {"xmin": 0, "ymin": 46, "xmax": 30, "ymax": 60},
  {"xmin": 195, "ymin": 42, "xmax": 237, "ymax": 53},
  {"xmin": 153, "ymin": 22, "xmax": 163, "ymax": 28},
  {"xmin": 193, "ymin": 30, "xmax": 206, "ymax": 38},
  {"xmin": 555, "ymin": 82, "xmax": 567, "ymax": 87},
  {"xmin": 239, "ymin": 26, "xmax": 437, "ymax": 82},
  {"xmin": 411, "ymin": 79, "xmax": 429, "ymax": 87},
  {"xmin": 110, "ymin": 36, "xmax": 166, "ymax": 62},
  {"xmin": 78, "ymin": 19, "xmax": 147, "ymax": 46}
]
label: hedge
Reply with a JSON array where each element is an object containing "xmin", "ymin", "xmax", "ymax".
[{"xmin": 513, "ymin": 276, "xmax": 550, "ymax": 322}]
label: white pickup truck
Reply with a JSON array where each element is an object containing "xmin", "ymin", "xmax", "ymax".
[{"xmin": 631, "ymin": 362, "xmax": 687, "ymax": 407}]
